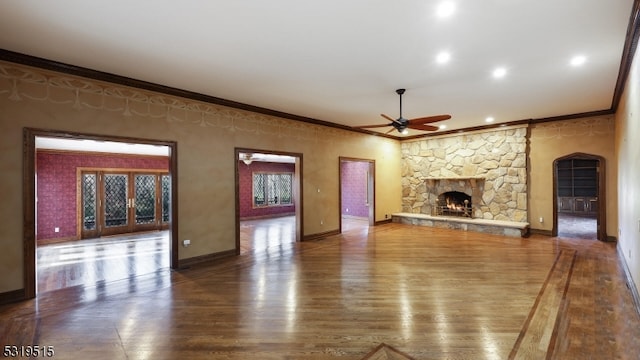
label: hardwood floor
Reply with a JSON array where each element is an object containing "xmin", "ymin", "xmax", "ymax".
[
  {"xmin": 239, "ymin": 216, "xmax": 298, "ymax": 255},
  {"xmin": 37, "ymin": 231, "xmax": 170, "ymax": 293},
  {"xmin": 2, "ymin": 221, "xmax": 639, "ymax": 359}
]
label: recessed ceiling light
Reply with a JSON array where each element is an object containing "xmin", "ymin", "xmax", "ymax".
[
  {"xmin": 436, "ymin": 1, "xmax": 456, "ymax": 18},
  {"xmin": 439, "ymin": 124, "xmax": 447, "ymax": 130},
  {"xmin": 492, "ymin": 67, "xmax": 507, "ymax": 78},
  {"xmin": 570, "ymin": 55, "xmax": 587, "ymax": 67},
  {"xmin": 436, "ymin": 51, "xmax": 451, "ymax": 64},
  {"xmin": 485, "ymin": 116, "xmax": 495, "ymax": 123}
]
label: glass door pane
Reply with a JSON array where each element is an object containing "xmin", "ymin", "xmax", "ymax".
[
  {"xmin": 161, "ymin": 174, "xmax": 171, "ymax": 224},
  {"xmin": 82, "ymin": 173, "xmax": 97, "ymax": 231},
  {"xmin": 104, "ymin": 174, "xmax": 129, "ymax": 228},
  {"xmin": 134, "ymin": 174, "xmax": 156, "ymax": 225}
]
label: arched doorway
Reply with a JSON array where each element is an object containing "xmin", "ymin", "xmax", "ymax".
[{"xmin": 553, "ymin": 153, "xmax": 606, "ymax": 241}]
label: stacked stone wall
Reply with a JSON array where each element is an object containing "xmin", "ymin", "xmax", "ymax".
[{"xmin": 401, "ymin": 126, "xmax": 528, "ymax": 222}]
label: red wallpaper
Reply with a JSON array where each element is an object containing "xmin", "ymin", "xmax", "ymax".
[
  {"xmin": 36, "ymin": 151, "xmax": 169, "ymax": 241},
  {"xmin": 238, "ymin": 161, "xmax": 296, "ymax": 219},
  {"xmin": 341, "ymin": 161, "xmax": 370, "ymax": 218}
]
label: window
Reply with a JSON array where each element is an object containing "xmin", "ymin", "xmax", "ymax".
[{"xmin": 253, "ymin": 172, "xmax": 293, "ymax": 207}]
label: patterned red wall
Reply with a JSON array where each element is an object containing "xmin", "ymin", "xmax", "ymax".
[
  {"xmin": 239, "ymin": 161, "xmax": 296, "ymax": 219},
  {"xmin": 36, "ymin": 151, "xmax": 169, "ymax": 241},
  {"xmin": 341, "ymin": 161, "xmax": 370, "ymax": 218}
]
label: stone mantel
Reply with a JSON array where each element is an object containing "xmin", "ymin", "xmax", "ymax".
[{"xmin": 426, "ymin": 177, "xmax": 485, "ymax": 188}]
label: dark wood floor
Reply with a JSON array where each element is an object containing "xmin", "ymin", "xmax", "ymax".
[{"xmin": 3, "ymin": 219, "xmax": 640, "ymax": 359}]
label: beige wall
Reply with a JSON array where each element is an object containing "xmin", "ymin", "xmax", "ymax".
[
  {"xmin": 0, "ymin": 61, "xmax": 402, "ymax": 293},
  {"xmin": 615, "ymin": 42, "xmax": 640, "ymax": 296},
  {"xmin": 1, "ymin": 57, "xmax": 635, "ymax": 297},
  {"xmin": 528, "ymin": 116, "xmax": 617, "ymax": 235}
]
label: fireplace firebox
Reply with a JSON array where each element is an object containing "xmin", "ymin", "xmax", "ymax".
[{"xmin": 436, "ymin": 191, "xmax": 472, "ymax": 218}]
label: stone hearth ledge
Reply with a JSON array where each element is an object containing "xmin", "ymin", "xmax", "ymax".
[{"xmin": 392, "ymin": 212, "xmax": 530, "ymax": 238}]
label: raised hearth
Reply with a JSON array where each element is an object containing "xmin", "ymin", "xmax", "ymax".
[{"xmin": 392, "ymin": 212, "xmax": 530, "ymax": 237}]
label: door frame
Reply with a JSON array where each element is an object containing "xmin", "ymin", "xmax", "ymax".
[
  {"xmin": 339, "ymin": 157, "xmax": 375, "ymax": 232},
  {"xmin": 234, "ymin": 148, "xmax": 303, "ymax": 254},
  {"xmin": 552, "ymin": 152, "xmax": 606, "ymax": 241},
  {"xmin": 23, "ymin": 127, "xmax": 179, "ymax": 299}
]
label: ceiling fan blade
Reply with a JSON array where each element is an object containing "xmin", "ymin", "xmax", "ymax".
[
  {"xmin": 408, "ymin": 123, "xmax": 439, "ymax": 131},
  {"xmin": 408, "ymin": 114, "xmax": 452, "ymax": 125},
  {"xmin": 381, "ymin": 113, "xmax": 402, "ymax": 125},
  {"xmin": 355, "ymin": 123, "xmax": 393, "ymax": 129}
]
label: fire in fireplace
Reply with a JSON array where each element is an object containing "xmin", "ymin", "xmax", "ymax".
[{"xmin": 436, "ymin": 191, "xmax": 472, "ymax": 217}]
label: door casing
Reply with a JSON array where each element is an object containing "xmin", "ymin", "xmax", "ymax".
[{"xmin": 23, "ymin": 128, "xmax": 179, "ymax": 299}]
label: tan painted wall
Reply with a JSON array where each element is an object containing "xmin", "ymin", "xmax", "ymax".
[
  {"xmin": 0, "ymin": 61, "xmax": 403, "ymax": 293},
  {"xmin": 615, "ymin": 42, "xmax": 640, "ymax": 296},
  {"xmin": 528, "ymin": 116, "xmax": 617, "ymax": 235}
]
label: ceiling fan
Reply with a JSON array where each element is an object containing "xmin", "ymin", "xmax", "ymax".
[{"xmin": 356, "ymin": 89, "xmax": 451, "ymax": 134}]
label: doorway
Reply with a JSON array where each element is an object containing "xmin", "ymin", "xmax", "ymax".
[
  {"xmin": 23, "ymin": 128, "xmax": 178, "ymax": 298},
  {"xmin": 339, "ymin": 157, "xmax": 375, "ymax": 233},
  {"xmin": 553, "ymin": 153, "xmax": 606, "ymax": 241},
  {"xmin": 235, "ymin": 148, "xmax": 302, "ymax": 255}
]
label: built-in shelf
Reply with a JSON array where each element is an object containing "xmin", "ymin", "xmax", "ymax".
[{"xmin": 557, "ymin": 159, "xmax": 598, "ymax": 214}]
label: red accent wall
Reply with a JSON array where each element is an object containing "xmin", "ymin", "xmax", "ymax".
[
  {"xmin": 239, "ymin": 161, "xmax": 295, "ymax": 219},
  {"xmin": 341, "ymin": 161, "xmax": 369, "ymax": 218},
  {"xmin": 36, "ymin": 151, "xmax": 169, "ymax": 242}
]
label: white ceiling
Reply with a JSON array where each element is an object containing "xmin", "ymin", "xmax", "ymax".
[{"xmin": 0, "ymin": 1, "xmax": 635, "ymax": 136}]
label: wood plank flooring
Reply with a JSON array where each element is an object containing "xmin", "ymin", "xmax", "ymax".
[
  {"xmin": 2, "ymin": 220, "xmax": 640, "ymax": 359},
  {"xmin": 37, "ymin": 231, "xmax": 170, "ymax": 293}
]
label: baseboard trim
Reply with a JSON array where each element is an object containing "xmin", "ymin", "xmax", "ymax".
[
  {"xmin": 179, "ymin": 249, "xmax": 236, "ymax": 269},
  {"xmin": 375, "ymin": 218, "xmax": 393, "ymax": 226},
  {"xmin": 37, "ymin": 236, "xmax": 78, "ymax": 245},
  {"xmin": 240, "ymin": 213, "xmax": 295, "ymax": 221},
  {"xmin": 618, "ymin": 244, "xmax": 640, "ymax": 317},
  {"xmin": 0, "ymin": 288, "xmax": 26, "ymax": 305},
  {"xmin": 303, "ymin": 229, "xmax": 340, "ymax": 241},
  {"xmin": 529, "ymin": 228, "xmax": 553, "ymax": 236}
]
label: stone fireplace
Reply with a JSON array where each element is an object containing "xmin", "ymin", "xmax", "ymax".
[{"xmin": 400, "ymin": 125, "xmax": 528, "ymax": 223}]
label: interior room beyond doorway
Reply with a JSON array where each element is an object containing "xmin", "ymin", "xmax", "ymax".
[
  {"xmin": 34, "ymin": 135, "xmax": 173, "ymax": 293},
  {"xmin": 237, "ymin": 150, "xmax": 301, "ymax": 255}
]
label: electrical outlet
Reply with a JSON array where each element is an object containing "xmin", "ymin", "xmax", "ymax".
[
  {"xmin": 385, "ymin": 214, "xmax": 389, "ymax": 219},
  {"xmin": 320, "ymin": 220, "xmax": 324, "ymax": 225},
  {"xmin": 539, "ymin": 217, "xmax": 543, "ymax": 223},
  {"xmin": 346, "ymin": 208, "xmax": 349, "ymax": 213},
  {"xmin": 183, "ymin": 239, "xmax": 191, "ymax": 247},
  {"xmin": 54, "ymin": 227, "xmax": 60, "ymax": 233}
]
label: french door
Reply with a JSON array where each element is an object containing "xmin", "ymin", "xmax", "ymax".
[{"xmin": 80, "ymin": 170, "xmax": 170, "ymax": 239}]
